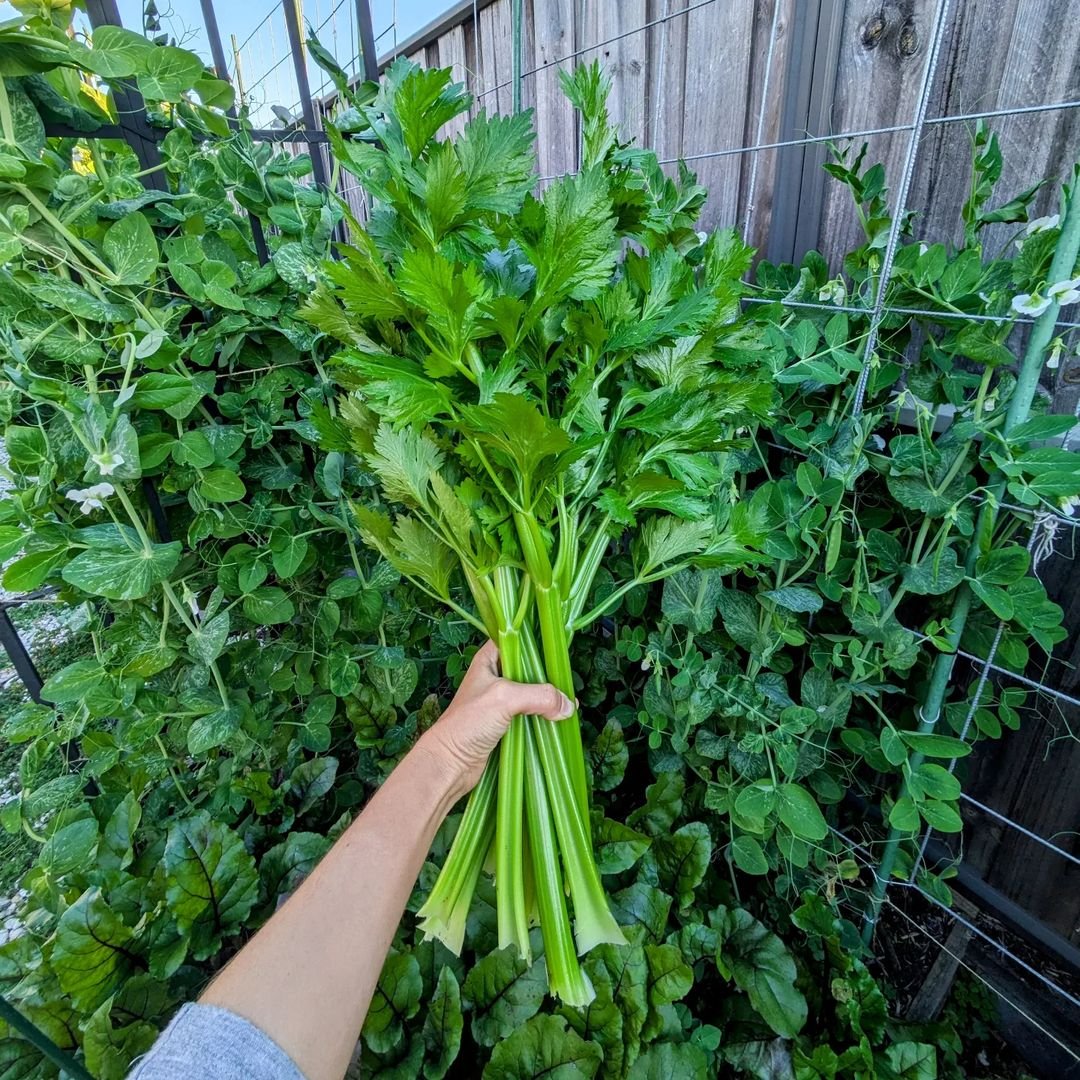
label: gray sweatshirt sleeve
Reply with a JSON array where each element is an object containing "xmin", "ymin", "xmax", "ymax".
[{"xmin": 128, "ymin": 1003, "xmax": 306, "ymax": 1080}]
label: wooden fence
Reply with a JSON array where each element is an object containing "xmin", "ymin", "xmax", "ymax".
[{"xmin": 357, "ymin": 0, "xmax": 1080, "ymax": 953}]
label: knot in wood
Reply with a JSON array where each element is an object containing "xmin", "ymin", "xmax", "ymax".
[
  {"xmin": 897, "ymin": 16, "xmax": 920, "ymax": 58},
  {"xmin": 861, "ymin": 13, "xmax": 888, "ymax": 50}
]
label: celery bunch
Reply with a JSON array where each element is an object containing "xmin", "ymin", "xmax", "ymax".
[{"xmin": 306, "ymin": 60, "xmax": 770, "ymax": 1005}]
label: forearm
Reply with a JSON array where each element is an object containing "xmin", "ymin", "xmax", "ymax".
[{"xmin": 200, "ymin": 734, "xmax": 463, "ymax": 1080}]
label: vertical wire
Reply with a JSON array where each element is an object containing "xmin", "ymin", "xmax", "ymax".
[
  {"xmin": 742, "ymin": 0, "xmax": 784, "ymax": 244},
  {"xmin": 851, "ymin": 0, "xmax": 955, "ymax": 417},
  {"xmin": 651, "ymin": 0, "xmax": 672, "ymax": 152}
]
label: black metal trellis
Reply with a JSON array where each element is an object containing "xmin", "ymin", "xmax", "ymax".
[{"xmin": 6, "ymin": 0, "xmax": 1080, "ymax": 1070}]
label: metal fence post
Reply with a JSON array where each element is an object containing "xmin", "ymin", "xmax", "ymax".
[
  {"xmin": 282, "ymin": 0, "xmax": 331, "ymax": 190},
  {"xmin": 83, "ymin": 0, "xmax": 167, "ymax": 190},
  {"xmin": 0, "ymin": 606, "xmax": 42, "ymax": 703},
  {"xmin": 355, "ymin": 0, "xmax": 380, "ymax": 82}
]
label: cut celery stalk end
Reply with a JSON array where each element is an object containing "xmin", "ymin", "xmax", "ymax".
[
  {"xmin": 523, "ymin": 717, "xmax": 595, "ymax": 1008},
  {"xmin": 417, "ymin": 755, "xmax": 497, "ymax": 954}
]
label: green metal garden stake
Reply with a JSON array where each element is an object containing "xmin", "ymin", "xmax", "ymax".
[
  {"xmin": 0, "ymin": 995, "xmax": 94, "ymax": 1080},
  {"xmin": 862, "ymin": 165, "xmax": 1080, "ymax": 945}
]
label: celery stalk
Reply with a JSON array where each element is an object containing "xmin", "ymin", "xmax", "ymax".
[{"xmin": 416, "ymin": 757, "xmax": 497, "ymax": 953}]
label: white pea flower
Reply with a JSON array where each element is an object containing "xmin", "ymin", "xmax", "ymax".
[
  {"xmin": 66, "ymin": 482, "xmax": 115, "ymax": 515},
  {"xmin": 1011, "ymin": 292, "xmax": 1052, "ymax": 317},
  {"xmin": 818, "ymin": 279, "xmax": 846, "ymax": 306},
  {"xmin": 918, "ymin": 242, "xmax": 929, "ymax": 256},
  {"xmin": 91, "ymin": 449, "xmax": 124, "ymax": 476},
  {"xmin": 695, "ymin": 230, "xmax": 708, "ymax": 246},
  {"xmin": 1047, "ymin": 340, "xmax": 1064, "ymax": 370},
  {"xmin": 1025, "ymin": 214, "xmax": 1059, "ymax": 235},
  {"xmin": 1059, "ymin": 495, "xmax": 1080, "ymax": 517},
  {"xmin": 1048, "ymin": 276, "xmax": 1080, "ymax": 305}
]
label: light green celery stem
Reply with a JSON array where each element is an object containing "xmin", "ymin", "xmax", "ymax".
[
  {"xmin": 522, "ymin": 718, "xmax": 594, "ymax": 1005},
  {"xmin": 494, "ymin": 569, "xmax": 531, "ymax": 961},
  {"xmin": 514, "ymin": 512, "xmax": 590, "ymax": 816},
  {"xmin": 863, "ymin": 175, "xmax": 1080, "ymax": 945},
  {"xmin": 521, "ymin": 623, "xmax": 626, "ymax": 955},
  {"xmin": 566, "ymin": 521, "xmax": 610, "ymax": 632},
  {"xmin": 416, "ymin": 758, "xmax": 497, "ymax": 954}
]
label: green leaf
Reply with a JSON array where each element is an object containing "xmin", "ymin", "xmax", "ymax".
[
  {"xmin": 889, "ymin": 796, "xmax": 920, "ymax": 831},
  {"xmin": 138, "ymin": 45, "xmax": 205, "ymax": 100},
  {"xmin": 526, "ymin": 167, "xmax": 617, "ymax": 306},
  {"xmin": 611, "ymin": 883, "xmax": 672, "ymax": 943},
  {"xmin": 913, "ymin": 762, "xmax": 961, "ymax": 802},
  {"xmin": 40, "ymin": 816, "xmax": 98, "ymax": 876},
  {"xmin": 198, "ymin": 467, "xmax": 247, "ymax": 503},
  {"xmin": 919, "ymin": 799, "xmax": 963, "ymax": 833},
  {"xmin": 589, "ymin": 718, "xmax": 629, "ymax": 791},
  {"xmin": 970, "ymin": 579, "xmax": 1014, "ymax": 620},
  {"xmin": 99, "ymin": 792, "xmax": 141, "ymax": 873},
  {"xmin": 75, "ymin": 25, "xmax": 154, "ymax": 77},
  {"xmin": 103, "ymin": 213, "xmax": 159, "ymax": 285},
  {"xmin": 289, "ymin": 757, "xmax": 338, "ymax": 815},
  {"xmin": 714, "ymin": 905, "xmax": 808, "ymax": 1037},
  {"xmin": 884, "ymin": 1041, "xmax": 937, "ymax": 1080},
  {"xmin": 40, "ymin": 659, "xmax": 106, "ymax": 704},
  {"xmin": 482, "ymin": 1014, "xmax": 601, "ymax": 1080},
  {"xmin": 730, "ymin": 835, "xmax": 769, "ymax": 875},
  {"xmin": 131, "ymin": 373, "xmax": 194, "ymax": 410},
  {"xmin": 463, "ymin": 946, "xmax": 548, "ymax": 1047},
  {"xmin": 363, "ymin": 951, "xmax": 423, "ymax": 1054},
  {"xmin": 776, "ymin": 782, "xmax": 828, "ymax": 841},
  {"xmin": 879, "ymin": 727, "xmax": 908, "ymax": 767},
  {"xmin": 242, "ymin": 586, "xmax": 295, "ymax": 625},
  {"xmin": 761, "ymin": 586, "xmax": 823, "ymax": 613},
  {"xmin": 54, "ymin": 889, "xmax": 140, "ymax": 1012},
  {"xmin": 163, "ymin": 812, "xmax": 258, "ymax": 956},
  {"xmin": 188, "ymin": 611, "xmax": 230, "ymax": 665},
  {"xmin": 594, "ymin": 816, "xmax": 651, "ymax": 875},
  {"xmin": 423, "ymin": 966, "xmax": 463, "ymax": 1080},
  {"xmin": 62, "ymin": 540, "xmax": 181, "ymax": 600},
  {"xmin": 628, "ymin": 1042, "xmax": 709, "ymax": 1080},
  {"xmin": 901, "ymin": 732, "xmax": 971, "ymax": 758},
  {"xmin": 187, "ymin": 706, "xmax": 242, "ymax": 755},
  {"xmin": 654, "ymin": 821, "xmax": 711, "ymax": 909}
]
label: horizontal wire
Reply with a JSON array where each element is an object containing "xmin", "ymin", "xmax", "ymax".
[
  {"xmin": 475, "ymin": 0, "xmax": 720, "ymax": 101},
  {"xmin": 894, "ymin": 878, "xmax": 1080, "ymax": 1011},
  {"xmin": 233, "ymin": 7, "xmax": 280, "ymax": 57},
  {"xmin": 959, "ymin": 792, "xmax": 1080, "ymax": 868},
  {"xmin": 955, "ymin": 650, "xmax": 1080, "ymax": 710},
  {"xmin": 884, "ymin": 897, "xmax": 1080, "ymax": 1062},
  {"xmin": 741, "ymin": 293, "xmax": 1080, "ymax": 331},
  {"xmin": 831, "ymin": 825, "xmax": 1080, "ymax": 1014},
  {"xmin": 535, "ymin": 96, "xmax": 1080, "ymax": 184}
]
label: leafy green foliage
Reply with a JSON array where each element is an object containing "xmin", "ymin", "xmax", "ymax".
[{"xmin": 0, "ymin": 10, "xmax": 1068, "ymax": 1077}]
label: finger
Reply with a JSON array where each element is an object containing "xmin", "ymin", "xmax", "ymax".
[
  {"xmin": 473, "ymin": 639, "xmax": 501, "ymax": 678},
  {"xmin": 497, "ymin": 680, "xmax": 575, "ymax": 721}
]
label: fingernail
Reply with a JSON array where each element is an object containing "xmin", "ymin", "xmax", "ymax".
[{"xmin": 557, "ymin": 693, "xmax": 575, "ymax": 720}]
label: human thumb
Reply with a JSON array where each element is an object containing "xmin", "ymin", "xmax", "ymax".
[{"xmin": 500, "ymin": 680, "xmax": 575, "ymax": 721}]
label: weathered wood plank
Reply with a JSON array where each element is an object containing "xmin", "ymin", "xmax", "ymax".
[
  {"xmin": 477, "ymin": 0, "xmax": 514, "ymax": 115},
  {"xmin": 738, "ymin": 0, "xmax": 799, "ymax": 253},
  {"xmin": 816, "ymin": 0, "xmax": 936, "ymax": 265},
  {"xmin": 529, "ymin": 0, "xmax": 577, "ymax": 179},
  {"xmin": 645, "ymin": 0, "xmax": 688, "ymax": 161},
  {"xmin": 681, "ymin": 0, "xmax": 756, "ymax": 229},
  {"xmin": 438, "ymin": 25, "xmax": 470, "ymax": 138},
  {"xmin": 580, "ymin": 0, "xmax": 648, "ymax": 149}
]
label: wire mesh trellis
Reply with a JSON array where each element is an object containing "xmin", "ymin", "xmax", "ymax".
[{"xmin": 8, "ymin": 0, "xmax": 1080, "ymax": 1070}]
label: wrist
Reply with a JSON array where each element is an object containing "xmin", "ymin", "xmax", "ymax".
[{"xmin": 413, "ymin": 730, "xmax": 470, "ymax": 805}]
